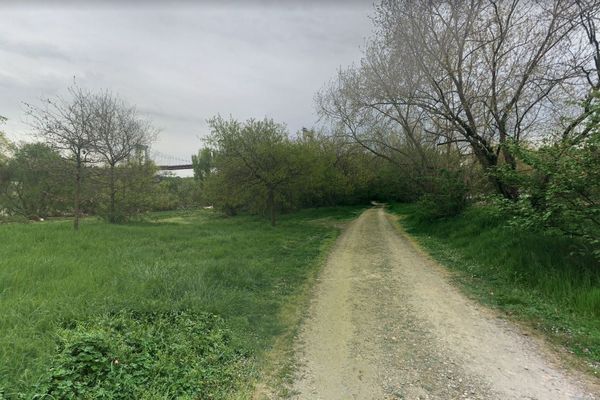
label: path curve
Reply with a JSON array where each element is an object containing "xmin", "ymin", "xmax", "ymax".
[{"xmin": 290, "ymin": 208, "xmax": 598, "ymax": 400}]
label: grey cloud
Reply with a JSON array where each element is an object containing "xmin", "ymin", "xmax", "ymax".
[
  {"xmin": 0, "ymin": 37, "xmax": 71, "ymax": 61},
  {"xmin": 0, "ymin": 1, "xmax": 373, "ymax": 170}
]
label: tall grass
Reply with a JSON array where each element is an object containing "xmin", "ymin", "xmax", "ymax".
[
  {"xmin": 0, "ymin": 207, "xmax": 363, "ymax": 397},
  {"xmin": 390, "ymin": 203, "xmax": 600, "ymax": 369}
]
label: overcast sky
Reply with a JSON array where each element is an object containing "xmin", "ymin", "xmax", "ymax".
[{"xmin": 0, "ymin": 1, "xmax": 373, "ymax": 168}]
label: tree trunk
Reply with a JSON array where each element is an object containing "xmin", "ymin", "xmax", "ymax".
[
  {"xmin": 472, "ymin": 141, "xmax": 519, "ymax": 200},
  {"xmin": 74, "ymin": 162, "xmax": 81, "ymax": 231},
  {"xmin": 109, "ymin": 164, "xmax": 116, "ymax": 222}
]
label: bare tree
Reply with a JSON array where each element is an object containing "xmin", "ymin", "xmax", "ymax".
[
  {"xmin": 90, "ymin": 91, "xmax": 156, "ymax": 222},
  {"xmin": 25, "ymin": 84, "xmax": 95, "ymax": 230},
  {"xmin": 560, "ymin": 0, "xmax": 600, "ymax": 143},
  {"xmin": 320, "ymin": 0, "xmax": 600, "ymax": 199},
  {"xmin": 0, "ymin": 116, "xmax": 11, "ymax": 210},
  {"xmin": 0, "ymin": 116, "xmax": 11, "ymax": 164}
]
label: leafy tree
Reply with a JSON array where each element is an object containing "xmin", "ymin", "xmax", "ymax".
[
  {"xmin": 141, "ymin": 175, "xmax": 202, "ymax": 212},
  {"xmin": 192, "ymin": 147, "xmax": 214, "ymax": 182},
  {"xmin": 205, "ymin": 116, "xmax": 303, "ymax": 226},
  {"xmin": 104, "ymin": 161, "xmax": 158, "ymax": 221},
  {"xmin": 0, "ymin": 143, "xmax": 70, "ymax": 219},
  {"xmin": 0, "ymin": 116, "xmax": 11, "ymax": 216},
  {"xmin": 496, "ymin": 128, "xmax": 600, "ymax": 259}
]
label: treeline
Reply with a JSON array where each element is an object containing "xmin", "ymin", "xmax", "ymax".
[
  {"xmin": 193, "ymin": 0, "xmax": 600, "ymax": 257},
  {"xmin": 193, "ymin": 116, "xmax": 414, "ymax": 225},
  {"xmin": 312, "ymin": 0, "xmax": 600, "ymax": 259},
  {"xmin": 0, "ymin": 86, "xmax": 195, "ymax": 228},
  {"xmin": 2, "ymin": 0, "xmax": 599, "ymax": 257}
]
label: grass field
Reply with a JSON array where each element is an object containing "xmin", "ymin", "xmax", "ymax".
[
  {"xmin": 389, "ymin": 203, "xmax": 600, "ymax": 374},
  {"xmin": 0, "ymin": 207, "xmax": 363, "ymax": 398}
]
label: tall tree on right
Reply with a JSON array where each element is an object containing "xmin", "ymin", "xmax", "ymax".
[{"xmin": 320, "ymin": 0, "xmax": 600, "ymax": 200}]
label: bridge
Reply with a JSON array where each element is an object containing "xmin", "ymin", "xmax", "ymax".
[
  {"xmin": 150, "ymin": 151, "xmax": 194, "ymax": 171},
  {"xmin": 158, "ymin": 164, "xmax": 194, "ymax": 171}
]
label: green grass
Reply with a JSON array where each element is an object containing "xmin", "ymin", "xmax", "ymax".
[
  {"xmin": 389, "ymin": 203, "xmax": 600, "ymax": 374},
  {"xmin": 0, "ymin": 206, "xmax": 363, "ymax": 398}
]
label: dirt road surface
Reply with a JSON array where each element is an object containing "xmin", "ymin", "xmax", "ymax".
[{"xmin": 290, "ymin": 208, "xmax": 598, "ymax": 400}]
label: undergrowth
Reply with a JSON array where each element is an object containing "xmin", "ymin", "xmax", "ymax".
[{"xmin": 36, "ymin": 311, "xmax": 246, "ymax": 400}]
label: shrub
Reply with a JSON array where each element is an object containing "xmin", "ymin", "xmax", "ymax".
[
  {"xmin": 415, "ymin": 169, "xmax": 468, "ymax": 221},
  {"xmin": 495, "ymin": 131, "xmax": 600, "ymax": 260}
]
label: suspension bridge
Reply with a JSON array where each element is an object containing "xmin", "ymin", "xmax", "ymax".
[{"xmin": 150, "ymin": 151, "xmax": 193, "ymax": 171}]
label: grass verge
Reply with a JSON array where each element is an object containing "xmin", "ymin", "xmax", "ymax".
[
  {"xmin": 0, "ymin": 206, "xmax": 363, "ymax": 399},
  {"xmin": 389, "ymin": 203, "xmax": 600, "ymax": 376}
]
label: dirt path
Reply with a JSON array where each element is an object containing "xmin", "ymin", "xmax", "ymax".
[{"xmin": 290, "ymin": 208, "xmax": 598, "ymax": 400}]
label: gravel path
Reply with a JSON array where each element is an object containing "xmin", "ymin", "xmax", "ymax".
[{"xmin": 289, "ymin": 208, "xmax": 598, "ymax": 400}]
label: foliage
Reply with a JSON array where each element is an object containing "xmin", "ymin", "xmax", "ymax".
[
  {"xmin": 205, "ymin": 116, "xmax": 304, "ymax": 225},
  {"xmin": 290, "ymin": 130, "xmax": 420, "ymax": 207},
  {"xmin": 0, "ymin": 116, "xmax": 11, "ymax": 165},
  {"xmin": 0, "ymin": 207, "xmax": 361, "ymax": 397},
  {"xmin": 493, "ymin": 128, "xmax": 600, "ymax": 259},
  {"xmin": 287, "ymin": 130, "xmax": 358, "ymax": 207},
  {"xmin": 202, "ymin": 119, "xmax": 428, "ymax": 223},
  {"xmin": 391, "ymin": 203, "xmax": 600, "ymax": 367},
  {"xmin": 34, "ymin": 311, "xmax": 246, "ymax": 400},
  {"xmin": 414, "ymin": 169, "xmax": 469, "ymax": 221},
  {"xmin": 192, "ymin": 147, "xmax": 214, "ymax": 182},
  {"xmin": 0, "ymin": 117, "xmax": 12, "ymax": 207},
  {"xmin": 0, "ymin": 143, "xmax": 71, "ymax": 219},
  {"xmin": 94, "ymin": 162, "xmax": 158, "ymax": 223},
  {"xmin": 151, "ymin": 175, "xmax": 203, "ymax": 210}
]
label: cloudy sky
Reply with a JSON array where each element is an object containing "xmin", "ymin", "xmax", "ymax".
[{"xmin": 0, "ymin": 1, "xmax": 373, "ymax": 168}]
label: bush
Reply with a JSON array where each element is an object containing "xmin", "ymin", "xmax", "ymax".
[
  {"xmin": 495, "ymin": 132, "xmax": 600, "ymax": 260},
  {"xmin": 95, "ymin": 163, "xmax": 159, "ymax": 223},
  {"xmin": 0, "ymin": 143, "xmax": 71, "ymax": 219},
  {"xmin": 32, "ymin": 311, "xmax": 248, "ymax": 400},
  {"xmin": 415, "ymin": 169, "xmax": 468, "ymax": 221}
]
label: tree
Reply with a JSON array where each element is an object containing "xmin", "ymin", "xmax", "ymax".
[
  {"xmin": 0, "ymin": 116, "xmax": 11, "ymax": 165},
  {"xmin": 25, "ymin": 84, "xmax": 158, "ymax": 226},
  {"xmin": 192, "ymin": 147, "xmax": 214, "ymax": 182},
  {"xmin": 0, "ymin": 116, "xmax": 12, "ymax": 216},
  {"xmin": 107, "ymin": 161, "xmax": 159, "ymax": 220},
  {"xmin": 25, "ymin": 84, "xmax": 95, "ymax": 230},
  {"xmin": 206, "ymin": 116, "xmax": 303, "ymax": 226},
  {"xmin": 154, "ymin": 175, "xmax": 202, "ymax": 210},
  {"xmin": 320, "ymin": 0, "xmax": 600, "ymax": 200},
  {"xmin": 90, "ymin": 91, "xmax": 156, "ymax": 223},
  {"xmin": 0, "ymin": 143, "xmax": 70, "ymax": 219}
]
